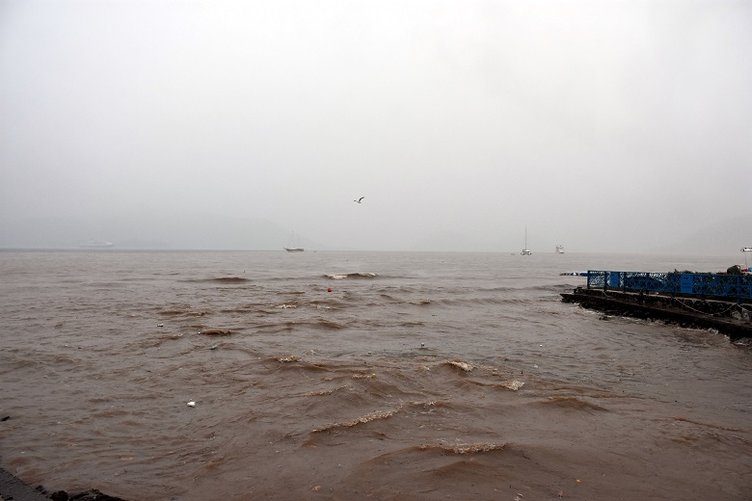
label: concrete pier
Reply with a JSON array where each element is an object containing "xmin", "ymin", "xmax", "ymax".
[{"xmin": 562, "ymin": 287, "xmax": 752, "ymax": 339}]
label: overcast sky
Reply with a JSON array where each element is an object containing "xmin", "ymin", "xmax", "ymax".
[{"xmin": 1, "ymin": 0, "xmax": 750, "ymax": 252}]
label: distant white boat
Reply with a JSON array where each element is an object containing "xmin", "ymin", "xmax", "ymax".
[
  {"xmin": 284, "ymin": 232, "xmax": 304, "ymax": 252},
  {"xmin": 80, "ymin": 240, "xmax": 114, "ymax": 248},
  {"xmin": 521, "ymin": 227, "xmax": 532, "ymax": 256},
  {"xmin": 556, "ymin": 245, "xmax": 565, "ymax": 254}
]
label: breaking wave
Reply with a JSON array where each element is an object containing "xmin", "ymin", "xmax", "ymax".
[
  {"xmin": 312, "ymin": 407, "xmax": 401, "ymax": 433},
  {"xmin": 415, "ymin": 442, "xmax": 507, "ymax": 455},
  {"xmin": 198, "ymin": 328, "xmax": 233, "ymax": 336},
  {"xmin": 535, "ymin": 396, "xmax": 608, "ymax": 412},
  {"xmin": 185, "ymin": 276, "xmax": 251, "ymax": 283},
  {"xmin": 323, "ymin": 272, "xmax": 378, "ymax": 280},
  {"xmin": 443, "ymin": 360, "xmax": 475, "ymax": 372},
  {"xmin": 158, "ymin": 307, "xmax": 209, "ymax": 317}
]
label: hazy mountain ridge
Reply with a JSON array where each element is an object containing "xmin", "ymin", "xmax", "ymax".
[
  {"xmin": 1, "ymin": 213, "xmax": 749, "ymax": 255},
  {"xmin": 0, "ymin": 214, "xmax": 296, "ymax": 250},
  {"xmin": 651, "ymin": 214, "xmax": 752, "ymax": 256}
]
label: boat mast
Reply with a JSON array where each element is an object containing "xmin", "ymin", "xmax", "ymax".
[{"xmin": 521, "ymin": 226, "xmax": 532, "ymax": 255}]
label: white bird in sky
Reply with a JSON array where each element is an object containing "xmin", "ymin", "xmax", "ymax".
[{"xmin": 354, "ymin": 196, "xmax": 365, "ymax": 204}]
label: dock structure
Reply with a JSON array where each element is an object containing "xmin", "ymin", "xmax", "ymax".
[{"xmin": 561, "ymin": 270, "xmax": 752, "ymax": 339}]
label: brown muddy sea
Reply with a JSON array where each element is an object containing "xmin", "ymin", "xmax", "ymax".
[{"xmin": 0, "ymin": 250, "xmax": 750, "ymax": 500}]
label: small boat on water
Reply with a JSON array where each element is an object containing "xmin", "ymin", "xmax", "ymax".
[
  {"xmin": 520, "ymin": 227, "xmax": 532, "ymax": 255},
  {"xmin": 80, "ymin": 240, "xmax": 114, "ymax": 248},
  {"xmin": 555, "ymin": 245, "xmax": 565, "ymax": 254},
  {"xmin": 284, "ymin": 231, "xmax": 304, "ymax": 252}
]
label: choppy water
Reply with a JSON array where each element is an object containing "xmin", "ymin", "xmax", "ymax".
[{"xmin": 0, "ymin": 250, "xmax": 750, "ymax": 500}]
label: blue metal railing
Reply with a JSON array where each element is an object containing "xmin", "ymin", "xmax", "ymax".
[{"xmin": 586, "ymin": 271, "xmax": 752, "ymax": 301}]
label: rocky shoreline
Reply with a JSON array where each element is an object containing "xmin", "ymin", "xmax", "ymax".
[{"xmin": 0, "ymin": 468, "xmax": 125, "ymax": 501}]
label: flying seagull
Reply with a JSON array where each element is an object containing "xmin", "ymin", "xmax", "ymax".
[{"xmin": 354, "ymin": 196, "xmax": 365, "ymax": 204}]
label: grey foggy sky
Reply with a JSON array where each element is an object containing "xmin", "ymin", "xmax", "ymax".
[{"xmin": 1, "ymin": 0, "xmax": 751, "ymax": 253}]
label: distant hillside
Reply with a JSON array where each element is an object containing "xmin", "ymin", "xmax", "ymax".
[
  {"xmin": 0, "ymin": 213, "xmax": 306, "ymax": 250},
  {"xmin": 652, "ymin": 215, "xmax": 752, "ymax": 256}
]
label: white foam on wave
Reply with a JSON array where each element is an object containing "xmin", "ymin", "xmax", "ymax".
[{"xmin": 324, "ymin": 272, "xmax": 378, "ymax": 280}]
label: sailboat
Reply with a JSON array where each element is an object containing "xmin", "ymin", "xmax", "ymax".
[
  {"xmin": 555, "ymin": 245, "xmax": 565, "ymax": 254},
  {"xmin": 520, "ymin": 227, "xmax": 532, "ymax": 256}
]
